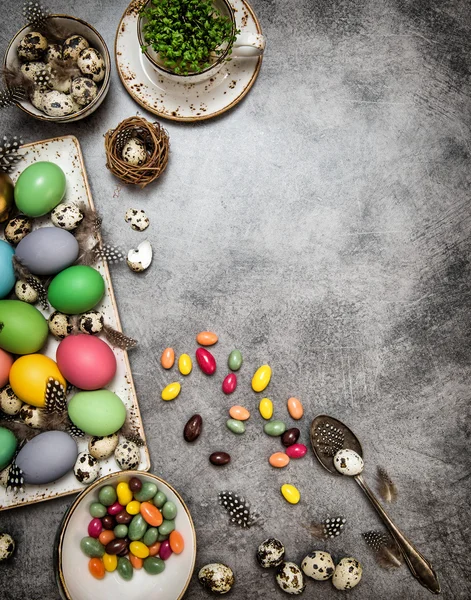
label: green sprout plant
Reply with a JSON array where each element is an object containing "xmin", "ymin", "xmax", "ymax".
[{"xmin": 140, "ymin": 0, "xmax": 239, "ymax": 75}]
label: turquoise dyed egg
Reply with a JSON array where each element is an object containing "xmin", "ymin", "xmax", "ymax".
[{"xmin": 0, "ymin": 240, "xmax": 15, "ymax": 299}]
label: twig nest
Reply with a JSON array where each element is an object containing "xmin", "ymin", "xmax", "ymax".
[{"xmin": 104, "ymin": 116, "xmax": 169, "ymax": 188}]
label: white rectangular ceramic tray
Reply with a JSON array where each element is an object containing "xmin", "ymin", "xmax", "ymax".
[{"xmin": 0, "ymin": 135, "xmax": 150, "ymax": 510}]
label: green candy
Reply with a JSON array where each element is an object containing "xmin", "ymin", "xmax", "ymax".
[
  {"xmin": 161, "ymin": 501, "xmax": 177, "ymax": 521},
  {"xmin": 226, "ymin": 418, "xmax": 245, "ymax": 434},
  {"xmin": 153, "ymin": 491, "xmax": 167, "ymax": 508},
  {"xmin": 157, "ymin": 533, "xmax": 168, "ymax": 542},
  {"xmin": 98, "ymin": 485, "xmax": 117, "ymax": 507},
  {"xmin": 80, "ymin": 536, "xmax": 105, "ymax": 558},
  {"xmin": 143, "ymin": 557, "xmax": 165, "ymax": 575},
  {"xmin": 133, "ymin": 482, "xmax": 158, "ymax": 502},
  {"xmin": 89, "ymin": 502, "xmax": 107, "ymax": 518},
  {"xmin": 117, "ymin": 557, "xmax": 133, "ymax": 581},
  {"xmin": 129, "ymin": 514, "xmax": 148, "ymax": 541},
  {"xmin": 263, "ymin": 420, "xmax": 286, "ymax": 437},
  {"xmin": 143, "ymin": 528, "xmax": 159, "ymax": 546},
  {"xmin": 228, "ymin": 349, "xmax": 243, "ymax": 371},
  {"xmin": 114, "ymin": 524, "xmax": 128, "ymax": 538},
  {"xmin": 158, "ymin": 519, "xmax": 175, "ymax": 537},
  {"xmin": 0, "ymin": 427, "xmax": 17, "ymax": 471}
]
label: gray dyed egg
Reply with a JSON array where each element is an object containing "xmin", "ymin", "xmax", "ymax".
[
  {"xmin": 15, "ymin": 431, "xmax": 78, "ymax": 484},
  {"xmin": 332, "ymin": 557, "xmax": 363, "ymax": 590},
  {"xmin": 114, "ymin": 441, "xmax": 140, "ymax": 470},
  {"xmin": 276, "ymin": 562, "xmax": 306, "ymax": 595},
  {"xmin": 256, "ymin": 538, "xmax": 285, "ymax": 568},
  {"xmin": 301, "ymin": 550, "xmax": 335, "ymax": 580},
  {"xmin": 77, "ymin": 48, "xmax": 105, "ymax": 82},
  {"xmin": 4, "ymin": 215, "xmax": 32, "ymax": 245},
  {"xmin": 0, "ymin": 533, "xmax": 15, "ymax": 561},
  {"xmin": 71, "ymin": 76, "xmax": 98, "ymax": 107},
  {"xmin": 88, "ymin": 433, "xmax": 118, "ymax": 459},
  {"xmin": 17, "ymin": 32, "xmax": 48, "ymax": 61},
  {"xmin": 63, "ymin": 35, "xmax": 89, "ymax": 61},
  {"xmin": 73, "ymin": 451, "xmax": 100, "ymax": 484},
  {"xmin": 42, "ymin": 90, "xmax": 76, "ymax": 116},
  {"xmin": 15, "ymin": 227, "xmax": 79, "ymax": 275},
  {"xmin": 51, "ymin": 203, "xmax": 84, "ymax": 230},
  {"xmin": 198, "ymin": 563, "xmax": 234, "ymax": 594}
]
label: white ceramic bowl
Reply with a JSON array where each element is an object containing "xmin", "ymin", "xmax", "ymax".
[
  {"xmin": 55, "ymin": 471, "xmax": 196, "ymax": 600},
  {"xmin": 3, "ymin": 15, "xmax": 110, "ymax": 122}
]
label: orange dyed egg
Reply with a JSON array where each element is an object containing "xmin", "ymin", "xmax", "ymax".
[
  {"xmin": 287, "ymin": 397, "xmax": 304, "ymax": 420},
  {"xmin": 140, "ymin": 501, "xmax": 163, "ymax": 527},
  {"xmin": 148, "ymin": 541, "xmax": 161, "ymax": 556},
  {"xmin": 229, "ymin": 405, "xmax": 250, "ymax": 421},
  {"xmin": 129, "ymin": 553, "xmax": 143, "ymax": 569},
  {"xmin": 269, "ymin": 452, "xmax": 290, "ymax": 468},
  {"xmin": 99, "ymin": 530, "xmax": 115, "ymax": 545},
  {"xmin": 196, "ymin": 331, "xmax": 218, "ymax": 346},
  {"xmin": 161, "ymin": 347, "xmax": 175, "ymax": 369},
  {"xmin": 169, "ymin": 530, "xmax": 185, "ymax": 554},
  {"xmin": 88, "ymin": 557, "xmax": 105, "ymax": 579}
]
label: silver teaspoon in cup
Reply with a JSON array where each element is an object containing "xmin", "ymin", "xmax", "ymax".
[{"xmin": 310, "ymin": 415, "xmax": 440, "ymax": 595}]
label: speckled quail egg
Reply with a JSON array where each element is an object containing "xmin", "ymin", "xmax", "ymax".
[
  {"xmin": 19, "ymin": 404, "xmax": 45, "ymax": 429},
  {"xmin": 73, "ymin": 451, "xmax": 100, "ymax": 484},
  {"xmin": 79, "ymin": 310, "xmax": 104, "ymax": 335},
  {"xmin": 301, "ymin": 550, "xmax": 335, "ymax": 581},
  {"xmin": 124, "ymin": 208, "xmax": 150, "ymax": 231},
  {"xmin": 48, "ymin": 311, "xmax": 73, "ymax": 339},
  {"xmin": 41, "ymin": 89, "xmax": 76, "ymax": 116},
  {"xmin": 30, "ymin": 86, "xmax": 47, "ymax": 111},
  {"xmin": 17, "ymin": 32, "xmax": 48, "ymax": 61},
  {"xmin": 70, "ymin": 76, "xmax": 98, "ymax": 107},
  {"xmin": 0, "ymin": 465, "xmax": 11, "ymax": 488},
  {"xmin": 333, "ymin": 448, "xmax": 364, "ymax": 476},
  {"xmin": 122, "ymin": 138, "xmax": 147, "ymax": 166},
  {"xmin": 0, "ymin": 385, "xmax": 23, "ymax": 416},
  {"xmin": 62, "ymin": 35, "xmax": 89, "ymax": 61},
  {"xmin": 77, "ymin": 47, "xmax": 105, "ymax": 82},
  {"xmin": 15, "ymin": 279, "xmax": 39, "ymax": 304},
  {"xmin": 114, "ymin": 440, "xmax": 140, "ymax": 470},
  {"xmin": 332, "ymin": 557, "xmax": 363, "ymax": 590},
  {"xmin": 127, "ymin": 240, "xmax": 153, "ymax": 273},
  {"xmin": 4, "ymin": 215, "xmax": 32, "ymax": 245},
  {"xmin": 45, "ymin": 43, "xmax": 62, "ymax": 63},
  {"xmin": 50, "ymin": 73, "xmax": 73, "ymax": 94},
  {"xmin": 20, "ymin": 61, "xmax": 48, "ymax": 82},
  {"xmin": 276, "ymin": 562, "xmax": 306, "ymax": 595},
  {"xmin": 88, "ymin": 433, "xmax": 119, "ymax": 460},
  {"xmin": 51, "ymin": 203, "xmax": 84, "ymax": 230},
  {"xmin": 256, "ymin": 538, "xmax": 285, "ymax": 568},
  {"xmin": 198, "ymin": 563, "xmax": 234, "ymax": 594},
  {"xmin": 0, "ymin": 533, "xmax": 15, "ymax": 562}
]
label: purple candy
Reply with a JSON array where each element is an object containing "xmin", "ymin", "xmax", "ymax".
[
  {"xmin": 159, "ymin": 540, "xmax": 173, "ymax": 561},
  {"xmin": 88, "ymin": 518, "xmax": 103, "ymax": 538},
  {"xmin": 107, "ymin": 501, "xmax": 124, "ymax": 515}
]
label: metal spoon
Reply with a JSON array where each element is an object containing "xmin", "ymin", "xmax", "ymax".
[{"xmin": 310, "ymin": 415, "xmax": 440, "ymax": 595}]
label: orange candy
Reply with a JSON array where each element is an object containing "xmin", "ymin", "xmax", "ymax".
[
  {"xmin": 140, "ymin": 502, "xmax": 163, "ymax": 527},
  {"xmin": 229, "ymin": 405, "xmax": 250, "ymax": 421},
  {"xmin": 161, "ymin": 347, "xmax": 175, "ymax": 369},
  {"xmin": 88, "ymin": 557, "xmax": 105, "ymax": 579},
  {"xmin": 98, "ymin": 530, "xmax": 115, "ymax": 545},
  {"xmin": 196, "ymin": 331, "xmax": 218, "ymax": 346},
  {"xmin": 148, "ymin": 542, "xmax": 161, "ymax": 556},
  {"xmin": 129, "ymin": 554, "xmax": 143, "ymax": 569},
  {"xmin": 269, "ymin": 452, "xmax": 290, "ymax": 468},
  {"xmin": 287, "ymin": 397, "xmax": 304, "ymax": 420},
  {"xmin": 169, "ymin": 530, "xmax": 185, "ymax": 554}
]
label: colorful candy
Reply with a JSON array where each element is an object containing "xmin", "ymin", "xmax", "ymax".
[
  {"xmin": 88, "ymin": 518, "xmax": 103, "ymax": 538},
  {"xmin": 129, "ymin": 553, "xmax": 143, "ymax": 569},
  {"xmin": 99, "ymin": 530, "xmax": 115, "ymax": 546},
  {"xmin": 281, "ymin": 484, "xmax": 300, "ymax": 504},
  {"xmin": 252, "ymin": 364, "xmax": 271, "ymax": 392},
  {"xmin": 103, "ymin": 553, "xmax": 118, "ymax": 572},
  {"xmin": 183, "ymin": 414, "xmax": 202, "ymax": 442},
  {"xmin": 178, "ymin": 353, "xmax": 192, "ymax": 375},
  {"xmin": 281, "ymin": 428, "xmax": 300, "ymax": 447},
  {"xmin": 287, "ymin": 397, "xmax": 304, "ymax": 420},
  {"xmin": 107, "ymin": 501, "xmax": 124, "ymax": 515},
  {"xmin": 160, "ymin": 347, "xmax": 175, "ymax": 369},
  {"xmin": 264, "ymin": 420, "xmax": 287, "ymax": 437},
  {"xmin": 169, "ymin": 530, "xmax": 184, "ymax": 554},
  {"xmin": 259, "ymin": 398, "xmax": 273, "ymax": 420},
  {"xmin": 226, "ymin": 418, "xmax": 245, "ymax": 434},
  {"xmin": 128, "ymin": 514, "xmax": 148, "ymax": 541},
  {"xmin": 116, "ymin": 482, "xmax": 133, "ymax": 506},
  {"xmin": 195, "ymin": 347, "xmax": 216, "ymax": 375},
  {"xmin": 117, "ymin": 556, "xmax": 133, "ymax": 580},
  {"xmin": 144, "ymin": 556, "xmax": 165, "ymax": 575},
  {"xmin": 228, "ymin": 349, "xmax": 243, "ymax": 371},
  {"xmin": 162, "ymin": 501, "xmax": 177, "ymax": 520},
  {"xmin": 229, "ymin": 405, "xmax": 250, "ymax": 421},
  {"xmin": 269, "ymin": 452, "xmax": 290, "ymax": 468},
  {"xmin": 161, "ymin": 382, "xmax": 181, "ymax": 401},
  {"xmin": 222, "ymin": 373, "xmax": 237, "ymax": 394},
  {"xmin": 134, "ymin": 482, "xmax": 158, "ymax": 502},
  {"xmin": 159, "ymin": 539, "xmax": 173, "ymax": 560},
  {"xmin": 130, "ymin": 541, "xmax": 150, "ymax": 559},
  {"xmin": 140, "ymin": 502, "xmax": 163, "ymax": 527},
  {"xmin": 80, "ymin": 537, "xmax": 105, "ymax": 558},
  {"xmin": 285, "ymin": 443, "xmax": 307, "ymax": 459},
  {"xmin": 105, "ymin": 538, "xmax": 127, "ymax": 555},
  {"xmin": 196, "ymin": 331, "xmax": 218, "ymax": 346},
  {"xmin": 209, "ymin": 451, "xmax": 230, "ymax": 466},
  {"xmin": 88, "ymin": 557, "xmax": 105, "ymax": 579}
]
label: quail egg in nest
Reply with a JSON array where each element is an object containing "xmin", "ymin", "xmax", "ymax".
[
  {"xmin": 41, "ymin": 89, "xmax": 78, "ymax": 117},
  {"xmin": 17, "ymin": 32, "xmax": 48, "ymax": 61},
  {"xmin": 62, "ymin": 35, "xmax": 89, "ymax": 61},
  {"xmin": 77, "ymin": 47, "xmax": 105, "ymax": 82},
  {"xmin": 70, "ymin": 76, "xmax": 98, "ymax": 107},
  {"xmin": 122, "ymin": 138, "xmax": 148, "ymax": 166}
]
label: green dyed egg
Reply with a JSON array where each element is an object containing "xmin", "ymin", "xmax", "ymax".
[
  {"xmin": 226, "ymin": 418, "xmax": 245, "ymax": 434},
  {"xmin": 117, "ymin": 557, "xmax": 133, "ymax": 581},
  {"xmin": 48, "ymin": 266, "xmax": 105, "ymax": 314},
  {"xmin": 14, "ymin": 162, "xmax": 66, "ymax": 217},
  {"xmin": 0, "ymin": 426, "xmax": 17, "ymax": 470},
  {"xmin": 161, "ymin": 501, "xmax": 177, "ymax": 521},
  {"xmin": 68, "ymin": 390, "xmax": 126, "ymax": 437},
  {"xmin": 98, "ymin": 485, "xmax": 117, "ymax": 507},
  {"xmin": 114, "ymin": 525, "xmax": 128, "ymax": 538},
  {"xmin": 80, "ymin": 536, "xmax": 105, "ymax": 558},
  {"xmin": 133, "ymin": 482, "xmax": 158, "ymax": 502},
  {"xmin": 143, "ymin": 528, "xmax": 158, "ymax": 546},
  {"xmin": 228, "ymin": 349, "xmax": 243, "ymax": 371},
  {"xmin": 144, "ymin": 557, "xmax": 165, "ymax": 575},
  {"xmin": 264, "ymin": 420, "xmax": 287, "ymax": 436},
  {"xmin": 153, "ymin": 491, "xmax": 167, "ymax": 508},
  {"xmin": 129, "ymin": 514, "xmax": 148, "ymax": 541},
  {"xmin": 158, "ymin": 519, "xmax": 175, "ymax": 536},
  {"xmin": 89, "ymin": 502, "xmax": 107, "ymax": 518},
  {"xmin": 0, "ymin": 300, "xmax": 48, "ymax": 354}
]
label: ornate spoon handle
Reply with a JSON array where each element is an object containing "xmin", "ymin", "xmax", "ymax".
[{"xmin": 354, "ymin": 474, "xmax": 440, "ymax": 594}]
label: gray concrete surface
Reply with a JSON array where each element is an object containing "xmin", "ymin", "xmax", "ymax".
[{"xmin": 1, "ymin": 0, "xmax": 470, "ymax": 598}]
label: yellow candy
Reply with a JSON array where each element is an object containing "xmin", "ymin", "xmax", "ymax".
[
  {"xmin": 178, "ymin": 354, "xmax": 192, "ymax": 376},
  {"xmin": 281, "ymin": 484, "xmax": 300, "ymax": 504},
  {"xmin": 126, "ymin": 500, "xmax": 141, "ymax": 515},
  {"xmin": 252, "ymin": 365, "xmax": 271, "ymax": 392},
  {"xmin": 259, "ymin": 398, "xmax": 273, "ymax": 420},
  {"xmin": 116, "ymin": 482, "xmax": 133, "ymax": 506},
  {"xmin": 103, "ymin": 553, "xmax": 117, "ymax": 572},
  {"xmin": 161, "ymin": 382, "xmax": 181, "ymax": 401},
  {"xmin": 130, "ymin": 541, "xmax": 150, "ymax": 559}
]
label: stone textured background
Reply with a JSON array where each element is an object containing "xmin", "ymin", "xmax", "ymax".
[{"xmin": 1, "ymin": 0, "xmax": 470, "ymax": 598}]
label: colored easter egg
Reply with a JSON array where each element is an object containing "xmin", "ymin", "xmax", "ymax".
[
  {"xmin": 252, "ymin": 365, "xmax": 271, "ymax": 392},
  {"xmin": 195, "ymin": 348, "xmax": 216, "ymax": 375},
  {"xmin": 9, "ymin": 354, "xmax": 66, "ymax": 407},
  {"xmin": 15, "ymin": 431, "xmax": 77, "ymax": 484},
  {"xmin": 14, "ymin": 161, "xmax": 66, "ymax": 217},
  {"xmin": 0, "ymin": 426, "xmax": 17, "ymax": 470},
  {"xmin": 15, "ymin": 227, "xmax": 79, "ymax": 275},
  {"xmin": 287, "ymin": 397, "xmax": 304, "ymax": 420},
  {"xmin": 0, "ymin": 349, "xmax": 14, "ymax": 387},
  {"xmin": 0, "ymin": 240, "xmax": 15, "ymax": 299},
  {"xmin": 68, "ymin": 390, "xmax": 126, "ymax": 436},
  {"xmin": 0, "ymin": 300, "xmax": 48, "ymax": 354},
  {"xmin": 48, "ymin": 266, "xmax": 105, "ymax": 314},
  {"xmin": 196, "ymin": 331, "xmax": 218, "ymax": 346}
]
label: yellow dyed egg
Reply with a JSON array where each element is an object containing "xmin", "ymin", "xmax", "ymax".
[
  {"xmin": 281, "ymin": 484, "xmax": 300, "ymax": 504},
  {"xmin": 161, "ymin": 382, "xmax": 181, "ymax": 401},
  {"xmin": 259, "ymin": 397, "xmax": 273, "ymax": 420},
  {"xmin": 252, "ymin": 365, "xmax": 271, "ymax": 392},
  {"xmin": 116, "ymin": 482, "xmax": 133, "ymax": 506},
  {"xmin": 103, "ymin": 553, "xmax": 117, "ymax": 572},
  {"xmin": 9, "ymin": 354, "xmax": 66, "ymax": 407},
  {"xmin": 178, "ymin": 354, "xmax": 192, "ymax": 376}
]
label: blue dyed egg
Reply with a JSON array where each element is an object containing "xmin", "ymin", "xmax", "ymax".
[{"xmin": 0, "ymin": 240, "xmax": 15, "ymax": 299}]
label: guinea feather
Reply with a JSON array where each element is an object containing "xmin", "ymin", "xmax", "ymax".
[
  {"xmin": 304, "ymin": 515, "xmax": 347, "ymax": 539},
  {"xmin": 376, "ymin": 466, "xmax": 398, "ymax": 503},
  {"xmin": 362, "ymin": 530, "xmax": 403, "ymax": 569},
  {"xmin": 102, "ymin": 324, "xmax": 137, "ymax": 350}
]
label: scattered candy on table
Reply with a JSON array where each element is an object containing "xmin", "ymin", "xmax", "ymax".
[{"xmin": 251, "ymin": 364, "xmax": 271, "ymax": 392}]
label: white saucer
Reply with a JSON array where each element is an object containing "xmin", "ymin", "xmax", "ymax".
[{"xmin": 115, "ymin": 0, "xmax": 263, "ymax": 121}]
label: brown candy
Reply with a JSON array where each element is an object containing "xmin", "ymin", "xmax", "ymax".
[
  {"xmin": 105, "ymin": 538, "xmax": 128, "ymax": 555},
  {"xmin": 184, "ymin": 414, "xmax": 202, "ymax": 443},
  {"xmin": 129, "ymin": 477, "xmax": 142, "ymax": 492},
  {"xmin": 101, "ymin": 515, "xmax": 116, "ymax": 530},
  {"xmin": 281, "ymin": 428, "xmax": 300, "ymax": 448},
  {"xmin": 115, "ymin": 510, "xmax": 133, "ymax": 525},
  {"xmin": 209, "ymin": 452, "xmax": 230, "ymax": 466},
  {"xmin": 118, "ymin": 538, "xmax": 131, "ymax": 557}
]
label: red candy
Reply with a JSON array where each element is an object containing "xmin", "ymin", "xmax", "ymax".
[
  {"xmin": 285, "ymin": 443, "xmax": 307, "ymax": 459},
  {"xmin": 222, "ymin": 373, "xmax": 237, "ymax": 394},
  {"xmin": 107, "ymin": 501, "xmax": 124, "ymax": 515},
  {"xmin": 195, "ymin": 348, "xmax": 216, "ymax": 375},
  {"xmin": 88, "ymin": 518, "xmax": 103, "ymax": 538},
  {"xmin": 159, "ymin": 540, "xmax": 173, "ymax": 560}
]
